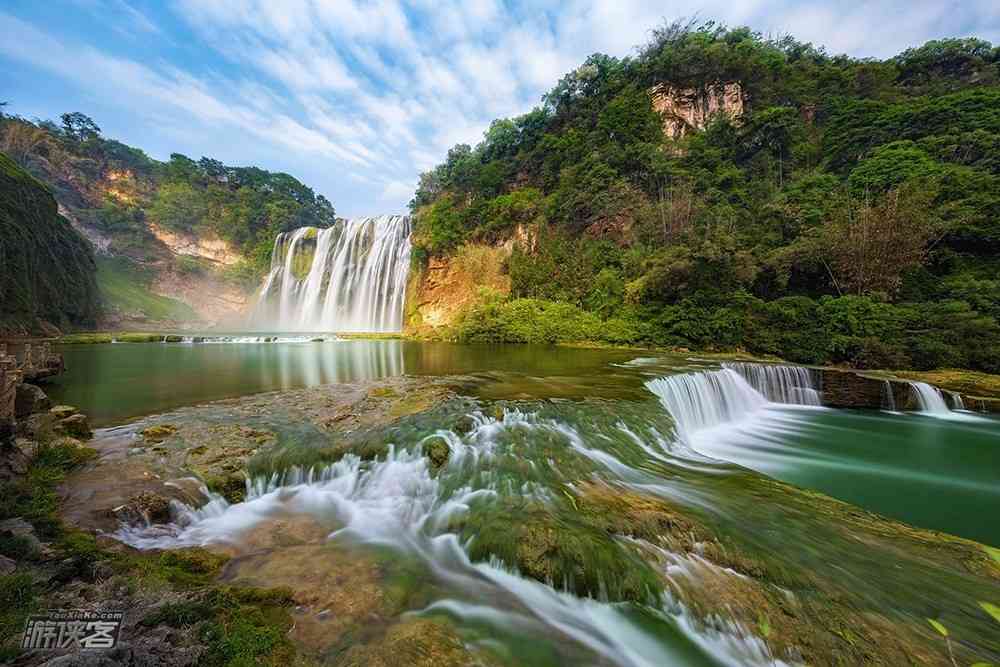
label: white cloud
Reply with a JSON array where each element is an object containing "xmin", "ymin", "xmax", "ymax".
[{"xmin": 4, "ymin": 1, "xmax": 1000, "ymax": 215}]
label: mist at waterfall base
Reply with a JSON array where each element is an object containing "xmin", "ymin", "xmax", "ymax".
[
  {"xmin": 647, "ymin": 363, "xmax": 1000, "ymax": 546},
  {"xmin": 251, "ymin": 215, "xmax": 411, "ymax": 333}
]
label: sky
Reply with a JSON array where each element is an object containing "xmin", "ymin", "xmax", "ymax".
[{"xmin": 2, "ymin": 1, "xmax": 998, "ymax": 217}]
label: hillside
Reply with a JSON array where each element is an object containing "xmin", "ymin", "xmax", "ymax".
[
  {"xmin": 407, "ymin": 22, "xmax": 1000, "ymax": 373},
  {"xmin": 0, "ymin": 153, "xmax": 99, "ymax": 334},
  {"xmin": 0, "ymin": 111, "xmax": 336, "ymax": 328}
]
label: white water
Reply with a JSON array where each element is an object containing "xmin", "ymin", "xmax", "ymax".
[
  {"xmin": 253, "ymin": 215, "xmax": 411, "ymax": 332},
  {"xmin": 722, "ymin": 362, "xmax": 821, "ymax": 405},
  {"xmin": 114, "ymin": 408, "xmax": 780, "ymax": 667},
  {"xmin": 645, "ymin": 363, "xmax": 823, "ymax": 446},
  {"xmin": 908, "ymin": 381, "xmax": 983, "ymax": 421}
]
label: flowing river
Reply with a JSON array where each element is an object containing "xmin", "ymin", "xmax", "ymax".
[{"xmin": 45, "ymin": 339, "xmax": 1000, "ymax": 665}]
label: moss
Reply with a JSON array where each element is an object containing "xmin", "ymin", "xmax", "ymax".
[
  {"xmin": 141, "ymin": 423, "xmax": 178, "ymax": 442},
  {"xmin": 96, "ymin": 256, "xmax": 199, "ymax": 323},
  {"xmin": 460, "ymin": 496, "xmax": 663, "ymax": 604},
  {"xmin": 423, "ymin": 437, "xmax": 450, "ymax": 469},
  {"xmin": 202, "ymin": 472, "xmax": 247, "ymax": 504},
  {"xmin": 336, "ymin": 618, "xmax": 475, "ymax": 667},
  {"xmin": 367, "ymin": 386, "xmax": 399, "ymax": 399}
]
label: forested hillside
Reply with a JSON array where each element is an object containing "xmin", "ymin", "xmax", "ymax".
[
  {"xmin": 0, "ymin": 109, "xmax": 336, "ymax": 325},
  {"xmin": 410, "ymin": 22, "xmax": 1000, "ymax": 372},
  {"xmin": 0, "ymin": 153, "xmax": 99, "ymax": 334}
]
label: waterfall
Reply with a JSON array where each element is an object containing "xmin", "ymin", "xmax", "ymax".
[
  {"xmin": 722, "ymin": 362, "xmax": 822, "ymax": 405},
  {"xmin": 647, "ymin": 363, "xmax": 822, "ymax": 444},
  {"xmin": 253, "ymin": 215, "xmax": 411, "ymax": 332},
  {"xmin": 908, "ymin": 382, "xmax": 951, "ymax": 415},
  {"xmin": 882, "ymin": 380, "xmax": 896, "ymax": 411},
  {"xmin": 948, "ymin": 391, "xmax": 965, "ymax": 410}
]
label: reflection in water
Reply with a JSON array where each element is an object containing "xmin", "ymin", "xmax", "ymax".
[{"xmin": 48, "ymin": 340, "xmax": 647, "ymax": 426}]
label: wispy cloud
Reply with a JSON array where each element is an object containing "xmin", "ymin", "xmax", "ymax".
[{"xmin": 3, "ymin": 2, "xmax": 999, "ymax": 215}]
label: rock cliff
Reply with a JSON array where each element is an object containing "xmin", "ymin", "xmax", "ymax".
[{"xmin": 650, "ymin": 81, "xmax": 745, "ymax": 139}]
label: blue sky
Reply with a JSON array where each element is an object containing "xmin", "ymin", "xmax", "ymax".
[{"xmin": 2, "ymin": 1, "xmax": 998, "ymax": 217}]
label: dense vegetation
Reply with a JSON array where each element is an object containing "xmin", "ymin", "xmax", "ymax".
[
  {"xmin": 0, "ymin": 153, "xmax": 99, "ymax": 333},
  {"xmin": 0, "ymin": 110, "xmax": 336, "ymax": 282},
  {"xmin": 412, "ymin": 23, "xmax": 1000, "ymax": 372}
]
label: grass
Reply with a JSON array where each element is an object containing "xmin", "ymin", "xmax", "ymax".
[{"xmin": 96, "ymin": 256, "xmax": 199, "ymax": 322}]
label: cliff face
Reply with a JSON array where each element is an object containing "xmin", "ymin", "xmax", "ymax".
[
  {"xmin": 650, "ymin": 82, "xmax": 745, "ymax": 139},
  {"xmin": 404, "ymin": 243, "xmax": 512, "ymax": 335},
  {"xmin": 0, "ymin": 153, "xmax": 100, "ymax": 335}
]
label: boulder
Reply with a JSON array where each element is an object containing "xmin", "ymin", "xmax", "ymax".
[
  {"xmin": 0, "ymin": 555, "xmax": 15, "ymax": 575},
  {"xmin": 0, "ymin": 517, "xmax": 43, "ymax": 555},
  {"xmin": 50, "ymin": 405, "xmax": 79, "ymax": 420},
  {"xmin": 58, "ymin": 413, "xmax": 93, "ymax": 440},
  {"xmin": 15, "ymin": 383, "xmax": 51, "ymax": 418},
  {"xmin": 111, "ymin": 491, "xmax": 173, "ymax": 525}
]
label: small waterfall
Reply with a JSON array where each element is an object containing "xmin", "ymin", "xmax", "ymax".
[
  {"xmin": 647, "ymin": 363, "xmax": 822, "ymax": 444},
  {"xmin": 646, "ymin": 369, "xmax": 767, "ymax": 443},
  {"xmin": 948, "ymin": 391, "xmax": 965, "ymax": 410},
  {"xmin": 253, "ymin": 215, "xmax": 411, "ymax": 332},
  {"xmin": 909, "ymin": 382, "xmax": 951, "ymax": 415},
  {"xmin": 722, "ymin": 362, "xmax": 822, "ymax": 405},
  {"xmin": 881, "ymin": 380, "xmax": 896, "ymax": 411}
]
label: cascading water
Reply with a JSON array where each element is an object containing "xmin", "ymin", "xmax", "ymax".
[
  {"xmin": 253, "ymin": 215, "xmax": 411, "ymax": 332},
  {"xmin": 722, "ymin": 362, "xmax": 822, "ymax": 405},
  {"xmin": 909, "ymin": 381, "xmax": 951, "ymax": 414},
  {"xmin": 646, "ymin": 363, "xmax": 823, "ymax": 446}
]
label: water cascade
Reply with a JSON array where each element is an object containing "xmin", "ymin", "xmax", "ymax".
[
  {"xmin": 253, "ymin": 215, "xmax": 411, "ymax": 332},
  {"xmin": 882, "ymin": 380, "xmax": 897, "ymax": 411},
  {"xmin": 909, "ymin": 381, "xmax": 951, "ymax": 415},
  {"xmin": 722, "ymin": 362, "xmax": 822, "ymax": 405},
  {"xmin": 949, "ymin": 391, "xmax": 965, "ymax": 410},
  {"xmin": 646, "ymin": 363, "xmax": 822, "ymax": 445}
]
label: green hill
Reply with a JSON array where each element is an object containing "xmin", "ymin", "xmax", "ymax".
[{"xmin": 410, "ymin": 22, "xmax": 1000, "ymax": 372}]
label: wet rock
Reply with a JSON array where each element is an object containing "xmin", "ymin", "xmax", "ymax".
[
  {"xmin": 204, "ymin": 471, "xmax": 246, "ymax": 504},
  {"xmin": 58, "ymin": 413, "xmax": 93, "ymax": 440},
  {"xmin": 50, "ymin": 404, "xmax": 79, "ymax": 420},
  {"xmin": 112, "ymin": 491, "xmax": 173, "ymax": 525},
  {"xmin": 0, "ymin": 554, "xmax": 16, "ymax": 574},
  {"xmin": 164, "ymin": 334, "xmax": 184, "ymax": 343},
  {"xmin": 141, "ymin": 424, "xmax": 178, "ymax": 442},
  {"xmin": 423, "ymin": 436, "xmax": 450, "ymax": 469},
  {"xmin": 15, "ymin": 382, "xmax": 51, "ymax": 418}
]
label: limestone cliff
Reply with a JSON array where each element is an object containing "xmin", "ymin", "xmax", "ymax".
[
  {"xmin": 404, "ymin": 243, "xmax": 512, "ymax": 335},
  {"xmin": 0, "ymin": 153, "xmax": 100, "ymax": 335},
  {"xmin": 650, "ymin": 82, "xmax": 745, "ymax": 139}
]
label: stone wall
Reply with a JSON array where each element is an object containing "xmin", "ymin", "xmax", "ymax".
[{"xmin": 819, "ymin": 368, "xmax": 998, "ymax": 413}]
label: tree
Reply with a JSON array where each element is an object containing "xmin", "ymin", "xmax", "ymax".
[
  {"xmin": 59, "ymin": 112, "xmax": 101, "ymax": 142},
  {"xmin": 818, "ymin": 184, "xmax": 939, "ymax": 297}
]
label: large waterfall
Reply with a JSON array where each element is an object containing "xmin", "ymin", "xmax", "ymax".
[{"xmin": 253, "ymin": 216, "xmax": 411, "ymax": 332}]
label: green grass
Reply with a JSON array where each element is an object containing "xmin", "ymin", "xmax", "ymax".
[{"xmin": 96, "ymin": 257, "xmax": 199, "ymax": 322}]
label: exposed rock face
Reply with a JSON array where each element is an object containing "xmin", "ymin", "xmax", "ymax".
[
  {"xmin": 405, "ymin": 242, "xmax": 511, "ymax": 334},
  {"xmin": 650, "ymin": 82, "xmax": 745, "ymax": 139},
  {"xmin": 148, "ymin": 222, "xmax": 242, "ymax": 266}
]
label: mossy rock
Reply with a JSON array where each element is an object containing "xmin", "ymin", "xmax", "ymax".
[
  {"xmin": 49, "ymin": 405, "xmax": 78, "ymax": 420},
  {"xmin": 336, "ymin": 618, "xmax": 474, "ymax": 667},
  {"xmin": 459, "ymin": 496, "xmax": 662, "ymax": 604},
  {"xmin": 423, "ymin": 437, "xmax": 450, "ymax": 469},
  {"xmin": 203, "ymin": 472, "xmax": 247, "ymax": 504},
  {"xmin": 140, "ymin": 423, "xmax": 178, "ymax": 443}
]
